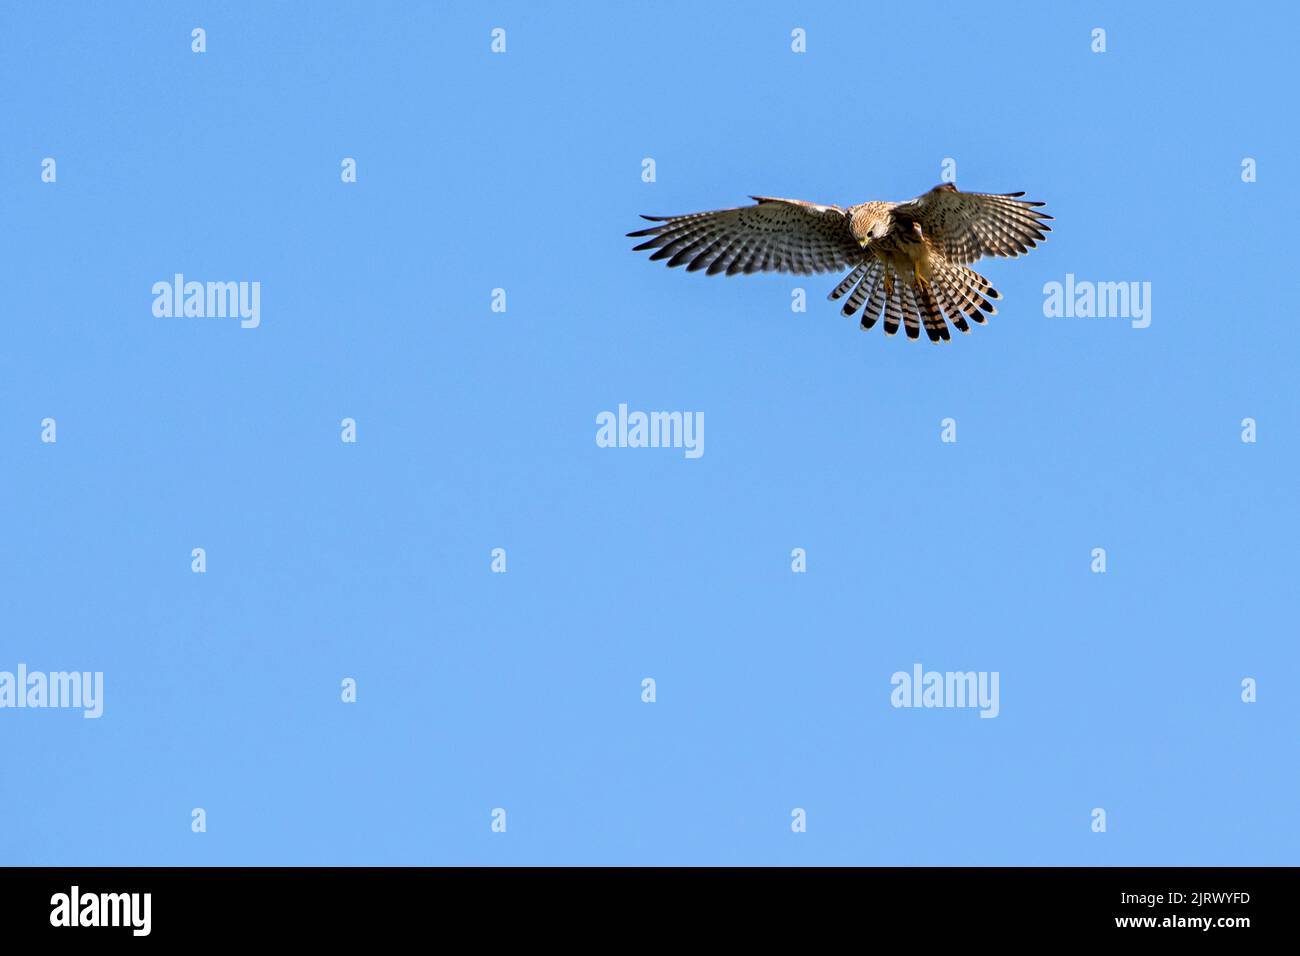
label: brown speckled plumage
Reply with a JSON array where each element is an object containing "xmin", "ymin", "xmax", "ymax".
[{"xmin": 628, "ymin": 183, "xmax": 1052, "ymax": 343}]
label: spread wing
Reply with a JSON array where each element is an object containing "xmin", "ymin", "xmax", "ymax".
[
  {"xmin": 627, "ymin": 197, "xmax": 861, "ymax": 276},
  {"xmin": 892, "ymin": 184, "xmax": 1052, "ymax": 265}
]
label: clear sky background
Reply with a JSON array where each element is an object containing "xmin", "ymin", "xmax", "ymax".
[{"xmin": 2, "ymin": 1, "xmax": 1295, "ymax": 865}]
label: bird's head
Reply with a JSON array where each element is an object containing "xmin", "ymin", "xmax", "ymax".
[
  {"xmin": 857, "ymin": 225, "xmax": 883, "ymax": 248},
  {"xmin": 851, "ymin": 205, "xmax": 891, "ymax": 247}
]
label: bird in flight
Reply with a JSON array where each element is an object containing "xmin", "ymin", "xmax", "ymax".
[{"xmin": 628, "ymin": 183, "xmax": 1051, "ymax": 343}]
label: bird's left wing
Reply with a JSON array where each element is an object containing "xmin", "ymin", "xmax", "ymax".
[
  {"xmin": 628, "ymin": 197, "xmax": 860, "ymax": 276},
  {"xmin": 892, "ymin": 183, "xmax": 1052, "ymax": 265}
]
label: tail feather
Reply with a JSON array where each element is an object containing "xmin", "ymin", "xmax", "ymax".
[
  {"xmin": 948, "ymin": 284, "xmax": 989, "ymax": 325},
  {"xmin": 957, "ymin": 266, "xmax": 1000, "ymax": 309},
  {"xmin": 860, "ymin": 268, "xmax": 889, "ymax": 330},
  {"xmin": 931, "ymin": 280, "xmax": 971, "ymax": 334},
  {"xmin": 828, "ymin": 262, "xmax": 869, "ymax": 301},
  {"xmin": 883, "ymin": 275, "xmax": 906, "ymax": 336},
  {"xmin": 841, "ymin": 263, "xmax": 880, "ymax": 317},
  {"xmin": 938, "ymin": 264, "xmax": 997, "ymax": 324},
  {"xmin": 900, "ymin": 283, "xmax": 923, "ymax": 340},
  {"xmin": 934, "ymin": 269, "xmax": 981, "ymax": 323},
  {"xmin": 914, "ymin": 281, "xmax": 949, "ymax": 342}
]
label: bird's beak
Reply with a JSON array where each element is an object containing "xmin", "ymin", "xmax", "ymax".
[{"xmin": 857, "ymin": 237, "xmax": 871, "ymax": 248}]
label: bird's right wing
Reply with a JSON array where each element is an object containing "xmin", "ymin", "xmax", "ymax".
[{"xmin": 628, "ymin": 197, "xmax": 861, "ymax": 276}]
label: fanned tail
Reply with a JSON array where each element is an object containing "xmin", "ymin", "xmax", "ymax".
[
  {"xmin": 825, "ymin": 260, "xmax": 1003, "ymax": 341},
  {"xmin": 934, "ymin": 264, "xmax": 999, "ymax": 328}
]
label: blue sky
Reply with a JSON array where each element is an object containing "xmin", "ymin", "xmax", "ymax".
[{"xmin": 1, "ymin": 1, "xmax": 1295, "ymax": 865}]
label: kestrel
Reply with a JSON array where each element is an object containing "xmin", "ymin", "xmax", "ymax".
[{"xmin": 628, "ymin": 183, "xmax": 1052, "ymax": 342}]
